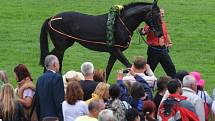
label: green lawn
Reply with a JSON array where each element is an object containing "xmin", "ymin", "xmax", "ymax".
[{"xmin": 0, "ymin": 0, "xmax": 215, "ymax": 93}]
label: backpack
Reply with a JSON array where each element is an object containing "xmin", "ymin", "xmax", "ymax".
[
  {"xmin": 105, "ymin": 99, "xmax": 130, "ymax": 121},
  {"xmin": 158, "ymin": 97, "xmax": 182, "ymax": 121},
  {"xmin": 28, "ymin": 95, "xmax": 38, "ymax": 121}
]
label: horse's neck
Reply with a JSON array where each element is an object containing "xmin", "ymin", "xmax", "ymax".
[
  {"xmin": 123, "ymin": 5, "xmax": 151, "ymax": 32},
  {"xmin": 125, "ymin": 18, "xmax": 143, "ymax": 32}
]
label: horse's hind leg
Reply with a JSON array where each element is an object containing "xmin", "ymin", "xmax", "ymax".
[
  {"xmin": 47, "ymin": 32, "xmax": 75, "ymax": 73},
  {"xmin": 48, "ymin": 41, "xmax": 75, "ymax": 72}
]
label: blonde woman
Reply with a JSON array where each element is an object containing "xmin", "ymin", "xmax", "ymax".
[
  {"xmin": 86, "ymin": 82, "xmax": 110, "ymax": 104},
  {"xmin": 62, "ymin": 70, "xmax": 84, "ymax": 93},
  {"xmin": 0, "ymin": 83, "xmax": 26, "ymax": 121}
]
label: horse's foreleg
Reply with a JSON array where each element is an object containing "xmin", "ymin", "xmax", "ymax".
[
  {"xmin": 114, "ymin": 48, "xmax": 132, "ymax": 68},
  {"xmin": 106, "ymin": 54, "xmax": 117, "ymax": 81}
]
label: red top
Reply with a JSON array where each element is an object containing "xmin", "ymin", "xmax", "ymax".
[
  {"xmin": 144, "ymin": 21, "xmax": 168, "ymax": 46},
  {"xmin": 158, "ymin": 94, "xmax": 199, "ymax": 121}
]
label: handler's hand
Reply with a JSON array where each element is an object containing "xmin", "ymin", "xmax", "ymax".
[
  {"xmin": 167, "ymin": 43, "xmax": 173, "ymax": 48},
  {"xmin": 145, "ymin": 64, "xmax": 150, "ymax": 71}
]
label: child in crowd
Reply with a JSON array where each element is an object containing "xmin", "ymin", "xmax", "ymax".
[
  {"xmin": 142, "ymin": 100, "xmax": 156, "ymax": 121},
  {"xmin": 105, "ymin": 84, "xmax": 128, "ymax": 121},
  {"xmin": 153, "ymin": 76, "xmax": 171, "ymax": 114}
]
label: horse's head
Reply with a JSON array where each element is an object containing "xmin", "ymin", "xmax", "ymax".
[
  {"xmin": 121, "ymin": 0, "xmax": 163, "ymax": 37},
  {"xmin": 147, "ymin": 0, "xmax": 163, "ymax": 37}
]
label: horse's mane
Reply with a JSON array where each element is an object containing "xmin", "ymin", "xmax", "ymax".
[{"xmin": 123, "ymin": 2, "xmax": 152, "ymax": 10}]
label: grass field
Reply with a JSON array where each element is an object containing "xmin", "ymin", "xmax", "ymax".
[{"xmin": 0, "ymin": 0, "xmax": 215, "ymax": 93}]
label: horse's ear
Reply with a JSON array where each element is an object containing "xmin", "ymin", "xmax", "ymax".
[{"xmin": 152, "ymin": 0, "xmax": 158, "ymax": 8}]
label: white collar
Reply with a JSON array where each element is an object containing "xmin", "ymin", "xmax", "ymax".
[
  {"xmin": 48, "ymin": 69, "xmax": 56, "ymax": 73},
  {"xmin": 182, "ymin": 87, "xmax": 196, "ymax": 94}
]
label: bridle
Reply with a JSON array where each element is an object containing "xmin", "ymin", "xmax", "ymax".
[
  {"xmin": 136, "ymin": 8, "xmax": 166, "ymax": 51},
  {"xmin": 148, "ymin": 8, "xmax": 162, "ymax": 33},
  {"xmin": 136, "ymin": 29, "xmax": 167, "ymax": 51}
]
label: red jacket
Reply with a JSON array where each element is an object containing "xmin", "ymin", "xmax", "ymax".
[
  {"xmin": 144, "ymin": 21, "xmax": 168, "ymax": 46},
  {"xmin": 158, "ymin": 94, "xmax": 199, "ymax": 121}
]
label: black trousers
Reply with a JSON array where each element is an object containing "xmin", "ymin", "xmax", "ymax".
[{"xmin": 147, "ymin": 46, "xmax": 176, "ymax": 78}]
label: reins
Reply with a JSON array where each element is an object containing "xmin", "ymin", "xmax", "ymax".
[
  {"xmin": 118, "ymin": 17, "xmax": 131, "ymax": 38},
  {"xmin": 48, "ymin": 16, "xmax": 131, "ymax": 48},
  {"xmin": 136, "ymin": 28, "xmax": 168, "ymax": 51}
]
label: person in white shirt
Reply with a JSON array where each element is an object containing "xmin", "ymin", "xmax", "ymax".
[
  {"xmin": 62, "ymin": 81, "xmax": 89, "ymax": 121},
  {"xmin": 182, "ymin": 75, "xmax": 205, "ymax": 121},
  {"xmin": 123, "ymin": 56, "xmax": 157, "ymax": 89}
]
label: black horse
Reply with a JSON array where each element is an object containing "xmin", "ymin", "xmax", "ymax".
[{"xmin": 39, "ymin": 0, "xmax": 163, "ymax": 80}]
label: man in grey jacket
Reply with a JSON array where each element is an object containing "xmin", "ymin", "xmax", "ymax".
[{"xmin": 182, "ymin": 75, "xmax": 205, "ymax": 121}]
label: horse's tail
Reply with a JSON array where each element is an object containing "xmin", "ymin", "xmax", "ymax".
[{"xmin": 39, "ymin": 17, "xmax": 51, "ymax": 66}]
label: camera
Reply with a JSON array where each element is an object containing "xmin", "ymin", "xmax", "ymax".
[
  {"xmin": 123, "ymin": 69, "xmax": 129, "ymax": 74},
  {"xmin": 138, "ymin": 28, "xmax": 146, "ymax": 35}
]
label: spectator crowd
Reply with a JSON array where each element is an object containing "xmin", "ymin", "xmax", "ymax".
[{"xmin": 0, "ymin": 55, "xmax": 215, "ymax": 121}]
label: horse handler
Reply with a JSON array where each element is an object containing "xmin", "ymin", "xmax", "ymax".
[{"xmin": 142, "ymin": 8, "xmax": 176, "ymax": 78}]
